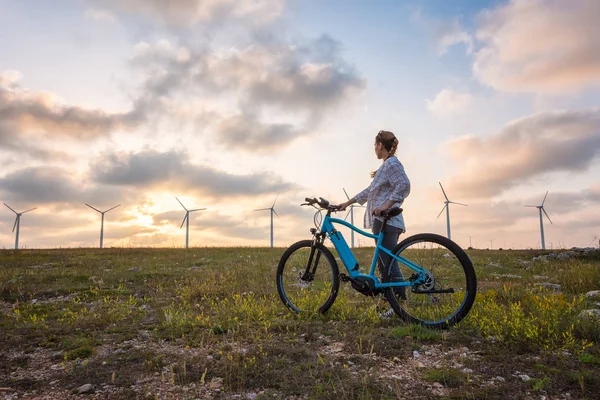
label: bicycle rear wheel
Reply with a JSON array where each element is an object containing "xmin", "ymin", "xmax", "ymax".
[
  {"xmin": 385, "ymin": 233, "xmax": 477, "ymax": 329},
  {"xmin": 276, "ymin": 240, "xmax": 340, "ymax": 314}
]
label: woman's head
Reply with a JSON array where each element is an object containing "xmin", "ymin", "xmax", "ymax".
[{"xmin": 374, "ymin": 130, "xmax": 398, "ymax": 160}]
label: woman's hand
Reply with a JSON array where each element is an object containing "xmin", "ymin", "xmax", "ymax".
[
  {"xmin": 372, "ymin": 206, "xmax": 385, "ymax": 216},
  {"xmin": 372, "ymin": 200, "xmax": 396, "ymax": 217},
  {"xmin": 336, "ymin": 201, "xmax": 350, "ymax": 211}
]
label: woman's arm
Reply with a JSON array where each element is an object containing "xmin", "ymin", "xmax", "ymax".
[{"xmin": 387, "ymin": 161, "xmax": 410, "ymax": 203}]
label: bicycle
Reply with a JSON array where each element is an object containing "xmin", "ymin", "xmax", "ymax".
[{"xmin": 276, "ymin": 197, "xmax": 477, "ymax": 329}]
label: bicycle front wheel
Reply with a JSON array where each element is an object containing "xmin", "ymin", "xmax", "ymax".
[
  {"xmin": 276, "ymin": 240, "xmax": 340, "ymax": 314},
  {"xmin": 385, "ymin": 233, "xmax": 477, "ymax": 329}
]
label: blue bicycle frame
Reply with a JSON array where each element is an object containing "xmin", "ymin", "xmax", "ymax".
[{"xmin": 321, "ymin": 214, "xmax": 430, "ymax": 289}]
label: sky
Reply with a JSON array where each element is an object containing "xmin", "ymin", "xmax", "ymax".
[{"xmin": 0, "ymin": 0, "xmax": 599, "ymax": 250}]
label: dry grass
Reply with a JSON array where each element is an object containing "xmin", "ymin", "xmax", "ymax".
[{"xmin": 0, "ymin": 247, "xmax": 599, "ymax": 399}]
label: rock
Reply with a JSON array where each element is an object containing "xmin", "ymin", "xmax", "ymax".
[
  {"xmin": 487, "ymin": 262, "xmax": 501, "ymax": 268},
  {"xmin": 496, "ymin": 376, "xmax": 505, "ymax": 382},
  {"xmin": 579, "ymin": 309, "xmax": 600, "ymax": 319},
  {"xmin": 462, "ymin": 368, "xmax": 473, "ymax": 374},
  {"xmin": 494, "ymin": 274, "xmax": 523, "ymax": 279},
  {"xmin": 533, "ymin": 275, "xmax": 550, "ymax": 281},
  {"xmin": 585, "ymin": 290, "xmax": 600, "ymax": 300},
  {"xmin": 128, "ymin": 268, "xmax": 141, "ymax": 272},
  {"xmin": 540, "ymin": 283, "xmax": 562, "ymax": 292},
  {"xmin": 431, "ymin": 387, "xmax": 449, "ymax": 396},
  {"xmin": 328, "ymin": 342, "xmax": 344, "ymax": 353},
  {"xmin": 432, "ymin": 382, "xmax": 444, "ymax": 388},
  {"xmin": 77, "ymin": 384, "xmax": 94, "ymax": 394},
  {"xmin": 209, "ymin": 379, "xmax": 223, "ymax": 390},
  {"xmin": 519, "ymin": 374, "xmax": 531, "ymax": 382},
  {"xmin": 412, "ymin": 350, "xmax": 421, "ymax": 359}
]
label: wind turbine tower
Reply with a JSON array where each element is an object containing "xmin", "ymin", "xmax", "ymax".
[
  {"xmin": 343, "ymin": 188, "xmax": 364, "ymax": 248},
  {"xmin": 525, "ymin": 191, "xmax": 552, "ymax": 250},
  {"xmin": 255, "ymin": 195, "xmax": 279, "ymax": 248},
  {"xmin": 176, "ymin": 197, "xmax": 206, "ymax": 249},
  {"xmin": 437, "ymin": 182, "xmax": 467, "ymax": 240},
  {"xmin": 85, "ymin": 203, "xmax": 121, "ymax": 248},
  {"xmin": 4, "ymin": 203, "xmax": 37, "ymax": 249}
]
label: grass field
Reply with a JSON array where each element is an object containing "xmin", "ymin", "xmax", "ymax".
[{"xmin": 1, "ymin": 246, "xmax": 599, "ymax": 399}]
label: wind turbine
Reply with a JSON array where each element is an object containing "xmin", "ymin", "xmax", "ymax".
[
  {"xmin": 4, "ymin": 203, "xmax": 36, "ymax": 249},
  {"xmin": 467, "ymin": 234, "xmax": 473, "ymax": 249},
  {"xmin": 437, "ymin": 182, "xmax": 467, "ymax": 240},
  {"xmin": 525, "ymin": 191, "xmax": 552, "ymax": 250},
  {"xmin": 254, "ymin": 195, "xmax": 279, "ymax": 248},
  {"xmin": 343, "ymin": 188, "xmax": 364, "ymax": 248},
  {"xmin": 85, "ymin": 203, "xmax": 121, "ymax": 248},
  {"xmin": 176, "ymin": 197, "xmax": 206, "ymax": 249}
]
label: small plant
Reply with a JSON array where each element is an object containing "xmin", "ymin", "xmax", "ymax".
[
  {"xmin": 423, "ymin": 368, "xmax": 465, "ymax": 388},
  {"xmin": 391, "ymin": 324, "xmax": 442, "ymax": 341},
  {"xmin": 531, "ymin": 376, "xmax": 551, "ymax": 391},
  {"xmin": 579, "ymin": 353, "xmax": 600, "ymax": 365}
]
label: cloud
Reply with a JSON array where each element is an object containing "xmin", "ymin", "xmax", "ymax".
[
  {"xmin": 444, "ymin": 108, "xmax": 600, "ymax": 198},
  {"xmin": 153, "ymin": 210, "xmax": 266, "ymax": 241},
  {"xmin": 84, "ymin": 8, "xmax": 117, "ymax": 23},
  {"xmin": 0, "ymin": 70, "xmax": 143, "ymax": 158},
  {"xmin": 89, "ymin": 0, "xmax": 285, "ymax": 27},
  {"xmin": 91, "ymin": 149, "xmax": 298, "ymax": 197},
  {"xmin": 130, "ymin": 36, "xmax": 365, "ymax": 151},
  {"xmin": 214, "ymin": 115, "xmax": 301, "ymax": 152},
  {"xmin": 473, "ymin": 0, "xmax": 600, "ymax": 93},
  {"xmin": 0, "ymin": 166, "xmax": 134, "ymax": 206},
  {"xmin": 426, "ymin": 89, "xmax": 473, "ymax": 118},
  {"xmin": 433, "ymin": 18, "xmax": 473, "ymax": 55}
]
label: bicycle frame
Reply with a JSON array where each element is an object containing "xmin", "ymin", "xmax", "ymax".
[{"xmin": 321, "ymin": 213, "xmax": 430, "ymax": 289}]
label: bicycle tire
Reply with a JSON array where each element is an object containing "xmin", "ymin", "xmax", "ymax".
[
  {"xmin": 384, "ymin": 233, "xmax": 477, "ymax": 329},
  {"xmin": 276, "ymin": 240, "xmax": 340, "ymax": 314}
]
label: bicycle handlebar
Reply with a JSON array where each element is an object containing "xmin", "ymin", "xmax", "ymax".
[
  {"xmin": 302, "ymin": 196, "xmax": 403, "ymax": 218},
  {"xmin": 302, "ymin": 197, "xmax": 339, "ymax": 210}
]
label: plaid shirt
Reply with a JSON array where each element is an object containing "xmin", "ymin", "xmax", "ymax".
[{"xmin": 353, "ymin": 156, "xmax": 410, "ymax": 232}]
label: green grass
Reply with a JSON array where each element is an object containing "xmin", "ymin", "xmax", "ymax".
[{"xmin": 0, "ymin": 247, "xmax": 599, "ymax": 398}]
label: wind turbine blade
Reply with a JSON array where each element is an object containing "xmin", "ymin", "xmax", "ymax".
[
  {"xmin": 189, "ymin": 208, "xmax": 207, "ymax": 212},
  {"xmin": 272, "ymin": 194, "xmax": 279, "ymax": 209},
  {"xmin": 273, "ymin": 209, "xmax": 280, "ymax": 219},
  {"xmin": 175, "ymin": 197, "xmax": 188, "ymax": 211},
  {"xmin": 180, "ymin": 213, "xmax": 188, "ymax": 229},
  {"xmin": 4, "ymin": 203, "xmax": 17, "ymax": 214},
  {"xmin": 542, "ymin": 208, "xmax": 553, "ymax": 224},
  {"xmin": 12, "ymin": 217, "xmax": 18, "ymax": 233},
  {"xmin": 541, "ymin": 191, "xmax": 549, "ymax": 206},
  {"xmin": 524, "ymin": 205, "xmax": 537, "ymax": 208},
  {"xmin": 343, "ymin": 188, "xmax": 350, "ymax": 200},
  {"xmin": 344, "ymin": 209, "xmax": 351, "ymax": 221},
  {"xmin": 449, "ymin": 201, "xmax": 468, "ymax": 207},
  {"xmin": 438, "ymin": 182, "xmax": 449, "ymax": 201},
  {"xmin": 254, "ymin": 208, "xmax": 270, "ymax": 211},
  {"xmin": 437, "ymin": 205, "xmax": 447, "ymax": 219},
  {"xmin": 85, "ymin": 203, "xmax": 102, "ymax": 213},
  {"xmin": 104, "ymin": 204, "xmax": 121, "ymax": 213},
  {"xmin": 22, "ymin": 207, "xmax": 37, "ymax": 214}
]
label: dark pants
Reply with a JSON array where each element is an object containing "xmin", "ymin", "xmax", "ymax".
[{"xmin": 372, "ymin": 219, "xmax": 406, "ymax": 300}]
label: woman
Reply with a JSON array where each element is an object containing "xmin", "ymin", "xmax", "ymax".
[{"xmin": 338, "ymin": 130, "xmax": 411, "ymax": 318}]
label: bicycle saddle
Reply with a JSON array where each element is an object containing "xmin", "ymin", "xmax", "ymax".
[{"xmin": 381, "ymin": 207, "xmax": 403, "ymax": 218}]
